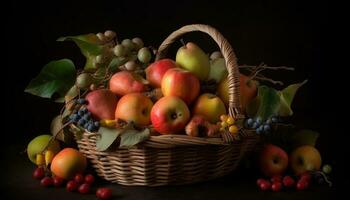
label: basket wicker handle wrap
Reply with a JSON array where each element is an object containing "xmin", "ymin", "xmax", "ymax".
[{"xmin": 156, "ymin": 24, "xmax": 242, "ymax": 118}]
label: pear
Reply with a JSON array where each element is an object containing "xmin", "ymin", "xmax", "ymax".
[
  {"xmin": 208, "ymin": 58, "xmax": 228, "ymax": 83},
  {"xmin": 175, "ymin": 42, "xmax": 210, "ymax": 80}
]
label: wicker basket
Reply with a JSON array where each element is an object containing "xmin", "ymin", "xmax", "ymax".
[{"xmin": 75, "ymin": 24, "xmax": 260, "ymax": 186}]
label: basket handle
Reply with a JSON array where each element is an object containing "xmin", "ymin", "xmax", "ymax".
[{"xmin": 156, "ymin": 24, "xmax": 242, "ymax": 118}]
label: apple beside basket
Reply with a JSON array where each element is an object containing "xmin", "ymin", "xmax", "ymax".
[{"xmin": 73, "ymin": 24, "xmax": 260, "ymax": 186}]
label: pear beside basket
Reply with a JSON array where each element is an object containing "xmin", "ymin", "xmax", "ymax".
[{"xmin": 74, "ymin": 24, "xmax": 260, "ymax": 186}]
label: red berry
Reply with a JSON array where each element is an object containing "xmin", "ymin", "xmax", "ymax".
[
  {"xmin": 33, "ymin": 167, "xmax": 45, "ymax": 180},
  {"xmin": 53, "ymin": 176, "xmax": 64, "ymax": 187},
  {"xmin": 271, "ymin": 182, "xmax": 282, "ymax": 192},
  {"xmin": 84, "ymin": 174, "xmax": 95, "ymax": 184},
  {"xmin": 300, "ymin": 172, "xmax": 311, "ymax": 182},
  {"xmin": 296, "ymin": 180, "xmax": 309, "ymax": 190},
  {"xmin": 74, "ymin": 173, "xmax": 84, "ymax": 184},
  {"xmin": 259, "ymin": 181, "xmax": 271, "ymax": 191},
  {"xmin": 256, "ymin": 178, "xmax": 265, "ymax": 186},
  {"xmin": 270, "ymin": 175, "xmax": 282, "ymax": 183},
  {"xmin": 96, "ymin": 187, "xmax": 112, "ymax": 199},
  {"xmin": 66, "ymin": 180, "xmax": 78, "ymax": 192},
  {"xmin": 78, "ymin": 183, "xmax": 90, "ymax": 194},
  {"xmin": 40, "ymin": 177, "xmax": 53, "ymax": 187},
  {"xmin": 282, "ymin": 176, "xmax": 295, "ymax": 187}
]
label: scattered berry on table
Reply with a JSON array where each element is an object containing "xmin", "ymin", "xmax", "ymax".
[
  {"xmin": 40, "ymin": 177, "xmax": 53, "ymax": 187},
  {"xmin": 33, "ymin": 167, "xmax": 45, "ymax": 180},
  {"xmin": 78, "ymin": 183, "xmax": 91, "ymax": 194},
  {"xmin": 66, "ymin": 180, "xmax": 78, "ymax": 192}
]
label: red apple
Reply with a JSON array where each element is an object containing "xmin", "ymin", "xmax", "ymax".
[
  {"xmin": 145, "ymin": 59, "xmax": 178, "ymax": 88},
  {"xmin": 115, "ymin": 93, "xmax": 154, "ymax": 126},
  {"xmin": 86, "ymin": 89, "xmax": 118, "ymax": 120},
  {"xmin": 259, "ymin": 144, "xmax": 288, "ymax": 177},
  {"xmin": 109, "ymin": 71, "xmax": 147, "ymax": 96},
  {"xmin": 161, "ymin": 68, "xmax": 200, "ymax": 105},
  {"xmin": 150, "ymin": 96, "xmax": 190, "ymax": 134}
]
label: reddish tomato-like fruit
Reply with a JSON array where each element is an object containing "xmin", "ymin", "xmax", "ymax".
[
  {"xmin": 53, "ymin": 176, "xmax": 64, "ymax": 187},
  {"xmin": 259, "ymin": 181, "xmax": 271, "ymax": 191},
  {"xmin": 78, "ymin": 183, "xmax": 90, "ymax": 194},
  {"xmin": 296, "ymin": 180, "xmax": 309, "ymax": 190},
  {"xmin": 74, "ymin": 173, "xmax": 84, "ymax": 184},
  {"xmin": 84, "ymin": 174, "xmax": 95, "ymax": 184},
  {"xmin": 256, "ymin": 178, "xmax": 265, "ymax": 186},
  {"xmin": 40, "ymin": 177, "xmax": 53, "ymax": 187},
  {"xmin": 271, "ymin": 182, "xmax": 282, "ymax": 192},
  {"xmin": 66, "ymin": 180, "xmax": 78, "ymax": 192},
  {"xmin": 96, "ymin": 187, "xmax": 112, "ymax": 199},
  {"xmin": 282, "ymin": 176, "xmax": 295, "ymax": 187},
  {"xmin": 33, "ymin": 167, "xmax": 45, "ymax": 180},
  {"xmin": 270, "ymin": 175, "xmax": 282, "ymax": 183}
]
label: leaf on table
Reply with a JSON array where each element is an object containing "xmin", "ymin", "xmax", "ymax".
[
  {"xmin": 290, "ymin": 129, "xmax": 319, "ymax": 148},
  {"xmin": 96, "ymin": 127, "xmax": 122, "ymax": 151},
  {"xmin": 119, "ymin": 128, "xmax": 150, "ymax": 148},
  {"xmin": 24, "ymin": 59, "xmax": 76, "ymax": 101},
  {"xmin": 277, "ymin": 80, "xmax": 308, "ymax": 116}
]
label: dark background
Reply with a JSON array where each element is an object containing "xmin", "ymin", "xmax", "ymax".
[{"xmin": 5, "ymin": 0, "xmax": 339, "ymax": 199}]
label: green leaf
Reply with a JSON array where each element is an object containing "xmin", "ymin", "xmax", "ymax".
[
  {"xmin": 278, "ymin": 80, "xmax": 308, "ymax": 116},
  {"xmin": 246, "ymin": 81, "xmax": 307, "ymax": 120},
  {"xmin": 255, "ymin": 86, "xmax": 280, "ymax": 120},
  {"xmin": 57, "ymin": 34, "xmax": 102, "ymax": 56},
  {"xmin": 96, "ymin": 127, "xmax": 122, "ymax": 151},
  {"xmin": 290, "ymin": 129, "xmax": 319, "ymax": 148},
  {"xmin": 25, "ymin": 59, "xmax": 76, "ymax": 100},
  {"xmin": 51, "ymin": 115, "xmax": 73, "ymax": 143},
  {"xmin": 58, "ymin": 34, "xmax": 104, "ymax": 71},
  {"xmin": 119, "ymin": 128, "xmax": 150, "ymax": 148}
]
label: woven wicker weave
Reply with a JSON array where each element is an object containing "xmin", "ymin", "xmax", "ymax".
[{"xmin": 75, "ymin": 24, "xmax": 260, "ymax": 186}]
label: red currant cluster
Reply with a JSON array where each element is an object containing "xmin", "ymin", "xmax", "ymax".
[
  {"xmin": 257, "ymin": 173, "xmax": 311, "ymax": 192},
  {"xmin": 32, "ymin": 167, "xmax": 112, "ymax": 199}
]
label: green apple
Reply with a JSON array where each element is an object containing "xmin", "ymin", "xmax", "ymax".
[
  {"xmin": 27, "ymin": 135, "xmax": 60, "ymax": 164},
  {"xmin": 175, "ymin": 42, "xmax": 210, "ymax": 80},
  {"xmin": 208, "ymin": 58, "xmax": 228, "ymax": 83}
]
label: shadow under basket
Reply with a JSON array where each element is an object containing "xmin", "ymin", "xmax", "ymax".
[{"xmin": 74, "ymin": 24, "xmax": 261, "ymax": 186}]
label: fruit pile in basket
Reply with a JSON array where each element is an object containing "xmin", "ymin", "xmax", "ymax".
[{"xmin": 24, "ymin": 26, "xmax": 332, "ymax": 191}]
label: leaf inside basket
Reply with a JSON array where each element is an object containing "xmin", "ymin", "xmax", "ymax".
[
  {"xmin": 96, "ymin": 127, "xmax": 122, "ymax": 151},
  {"xmin": 119, "ymin": 128, "xmax": 150, "ymax": 148}
]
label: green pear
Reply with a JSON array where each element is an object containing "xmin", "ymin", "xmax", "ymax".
[
  {"xmin": 175, "ymin": 42, "xmax": 210, "ymax": 80},
  {"xmin": 208, "ymin": 58, "xmax": 228, "ymax": 83}
]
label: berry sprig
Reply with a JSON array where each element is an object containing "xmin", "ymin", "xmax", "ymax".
[
  {"xmin": 245, "ymin": 116, "xmax": 282, "ymax": 134},
  {"xmin": 219, "ymin": 114, "xmax": 239, "ymax": 139},
  {"xmin": 69, "ymin": 98, "xmax": 100, "ymax": 132}
]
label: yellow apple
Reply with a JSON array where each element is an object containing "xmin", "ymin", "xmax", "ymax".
[
  {"xmin": 290, "ymin": 145, "xmax": 322, "ymax": 175},
  {"xmin": 192, "ymin": 93, "xmax": 226, "ymax": 123}
]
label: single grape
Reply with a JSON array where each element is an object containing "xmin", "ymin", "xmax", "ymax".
[
  {"xmin": 84, "ymin": 123, "xmax": 90, "ymax": 129},
  {"xmin": 78, "ymin": 118, "xmax": 86, "ymax": 126},
  {"xmin": 124, "ymin": 60, "xmax": 138, "ymax": 71},
  {"xmin": 247, "ymin": 118, "xmax": 254, "ymax": 127},
  {"xmin": 210, "ymin": 51, "xmax": 223, "ymax": 60},
  {"xmin": 220, "ymin": 115, "xmax": 228, "ymax": 122},
  {"xmin": 271, "ymin": 182, "xmax": 282, "ymax": 192},
  {"xmin": 255, "ymin": 117, "xmax": 262, "ymax": 125},
  {"xmin": 87, "ymin": 124, "xmax": 95, "ymax": 132},
  {"xmin": 33, "ymin": 167, "xmax": 45, "ymax": 180},
  {"xmin": 94, "ymin": 121, "xmax": 100, "ymax": 128},
  {"xmin": 66, "ymin": 180, "xmax": 78, "ymax": 192},
  {"xmin": 229, "ymin": 125, "xmax": 238, "ymax": 135},
  {"xmin": 40, "ymin": 177, "xmax": 53, "ymax": 187},
  {"xmin": 252, "ymin": 122, "xmax": 258, "ymax": 129},
  {"xmin": 76, "ymin": 73, "xmax": 94, "ymax": 89},
  {"xmin": 82, "ymin": 114, "xmax": 91, "ymax": 121},
  {"xmin": 81, "ymin": 107, "xmax": 88, "ymax": 113},
  {"xmin": 121, "ymin": 39, "xmax": 135, "ymax": 51},
  {"xmin": 74, "ymin": 173, "xmax": 84, "ymax": 184},
  {"xmin": 95, "ymin": 55, "xmax": 104, "ymax": 64},
  {"xmin": 271, "ymin": 116, "xmax": 278, "ymax": 123},
  {"xmin": 113, "ymin": 44, "xmax": 126, "ymax": 57},
  {"xmin": 221, "ymin": 121, "xmax": 228, "ymax": 128},
  {"xmin": 283, "ymin": 176, "xmax": 295, "ymax": 187},
  {"xmin": 137, "ymin": 47, "xmax": 152, "ymax": 63},
  {"xmin": 132, "ymin": 37, "xmax": 144, "ymax": 50},
  {"xmin": 84, "ymin": 174, "xmax": 95, "ymax": 185},
  {"xmin": 263, "ymin": 124, "xmax": 271, "ymax": 133},
  {"xmin": 53, "ymin": 176, "xmax": 64, "ymax": 187},
  {"xmin": 256, "ymin": 127, "xmax": 263, "ymax": 134},
  {"xmin": 104, "ymin": 30, "xmax": 116, "ymax": 39},
  {"xmin": 265, "ymin": 119, "xmax": 272, "ymax": 125},
  {"xmin": 226, "ymin": 117, "xmax": 235, "ymax": 125},
  {"xmin": 96, "ymin": 187, "xmax": 112, "ymax": 200},
  {"xmin": 322, "ymin": 164, "xmax": 332, "ymax": 174}
]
